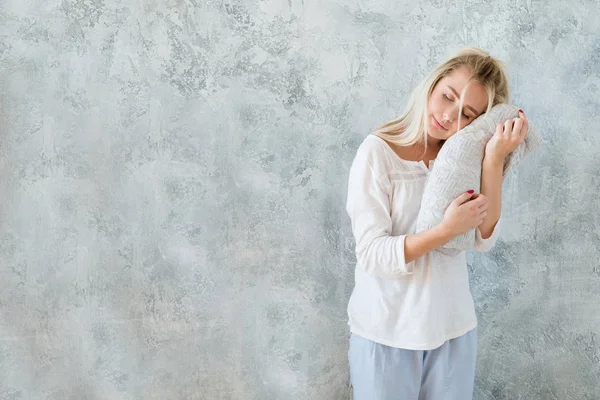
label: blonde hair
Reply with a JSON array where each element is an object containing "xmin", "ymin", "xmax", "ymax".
[{"xmin": 374, "ymin": 47, "xmax": 510, "ymax": 149}]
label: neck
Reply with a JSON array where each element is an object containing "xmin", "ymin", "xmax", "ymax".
[{"xmin": 426, "ymin": 135, "xmax": 443, "ymax": 151}]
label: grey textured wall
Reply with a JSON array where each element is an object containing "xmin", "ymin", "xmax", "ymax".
[{"xmin": 1, "ymin": 0, "xmax": 599, "ymax": 399}]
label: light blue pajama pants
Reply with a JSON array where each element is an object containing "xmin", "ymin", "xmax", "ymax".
[{"xmin": 348, "ymin": 328, "xmax": 477, "ymax": 400}]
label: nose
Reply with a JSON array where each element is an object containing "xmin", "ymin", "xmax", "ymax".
[
  {"xmin": 443, "ymin": 104, "xmax": 462, "ymax": 123},
  {"xmin": 442, "ymin": 111, "xmax": 453, "ymax": 123}
]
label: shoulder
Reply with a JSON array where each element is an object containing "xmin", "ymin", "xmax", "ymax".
[
  {"xmin": 355, "ymin": 134, "xmax": 390, "ymax": 165},
  {"xmin": 347, "ymin": 135, "xmax": 397, "ymax": 186}
]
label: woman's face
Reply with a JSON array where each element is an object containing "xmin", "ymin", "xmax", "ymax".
[{"xmin": 427, "ymin": 66, "xmax": 489, "ymax": 141}]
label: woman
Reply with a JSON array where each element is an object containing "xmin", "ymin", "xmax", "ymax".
[{"xmin": 345, "ymin": 47, "xmax": 528, "ymax": 400}]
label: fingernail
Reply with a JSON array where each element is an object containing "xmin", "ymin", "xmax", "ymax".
[
  {"xmin": 467, "ymin": 190, "xmax": 475, "ymax": 194},
  {"xmin": 519, "ymin": 109, "xmax": 524, "ymax": 114}
]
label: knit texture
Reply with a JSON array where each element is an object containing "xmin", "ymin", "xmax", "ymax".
[{"xmin": 415, "ymin": 104, "xmax": 542, "ymax": 255}]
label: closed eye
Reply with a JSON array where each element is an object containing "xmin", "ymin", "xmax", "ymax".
[{"xmin": 443, "ymin": 93, "xmax": 472, "ymax": 119}]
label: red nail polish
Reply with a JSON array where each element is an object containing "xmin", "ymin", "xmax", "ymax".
[
  {"xmin": 519, "ymin": 109, "xmax": 524, "ymax": 114},
  {"xmin": 467, "ymin": 190, "xmax": 475, "ymax": 194}
]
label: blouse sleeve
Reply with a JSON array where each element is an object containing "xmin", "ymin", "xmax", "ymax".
[
  {"xmin": 474, "ymin": 217, "xmax": 501, "ymax": 252},
  {"xmin": 345, "ymin": 140, "xmax": 415, "ymax": 279}
]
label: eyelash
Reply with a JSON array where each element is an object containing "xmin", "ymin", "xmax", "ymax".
[{"xmin": 443, "ymin": 94, "xmax": 471, "ymax": 119}]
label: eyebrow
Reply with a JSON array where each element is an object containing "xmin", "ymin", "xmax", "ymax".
[{"xmin": 446, "ymin": 85, "xmax": 482, "ymax": 116}]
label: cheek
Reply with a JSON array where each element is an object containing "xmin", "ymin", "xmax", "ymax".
[{"xmin": 429, "ymin": 96, "xmax": 443, "ymax": 114}]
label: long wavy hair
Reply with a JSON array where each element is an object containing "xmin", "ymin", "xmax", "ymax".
[{"xmin": 374, "ymin": 47, "xmax": 510, "ymax": 151}]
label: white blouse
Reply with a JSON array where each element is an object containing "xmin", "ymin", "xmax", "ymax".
[{"xmin": 346, "ymin": 134, "xmax": 500, "ymax": 350}]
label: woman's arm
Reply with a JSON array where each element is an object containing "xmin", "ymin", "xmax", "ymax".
[
  {"xmin": 346, "ymin": 140, "xmax": 469, "ymax": 279},
  {"xmin": 479, "ymin": 156, "xmax": 503, "ymax": 239},
  {"xmin": 403, "ymin": 224, "xmax": 454, "ymax": 263},
  {"xmin": 480, "ymin": 109, "xmax": 529, "ymax": 239}
]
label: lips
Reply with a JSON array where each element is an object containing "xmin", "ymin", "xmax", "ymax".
[{"xmin": 432, "ymin": 116, "xmax": 448, "ymax": 131}]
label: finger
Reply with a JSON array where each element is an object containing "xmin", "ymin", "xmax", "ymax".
[
  {"xmin": 512, "ymin": 118, "xmax": 524, "ymax": 140},
  {"xmin": 473, "ymin": 195, "xmax": 488, "ymax": 206},
  {"xmin": 471, "ymin": 197, "xmax": 489, "ymax": 210},
  {"xmin": 519, "ymin": 108, "xmax": 528, "ymax": 125},
  {"xmin": 504, "ymin": 119, "xmax": 514, "ymax": 137},
  {"xmin": 454, "ymin": 191, "xmax": 475, "ymax": 205},
  {"xmin": 495, "ymin": 123, "xmax": 504, "ymax": 136},
  {"xmin": 519, "ymin": 110, "xmax": 529, "ymax": 140},
  {"xmin": 471, "ymin": 194, "xmax": 488, "ymax": 205},
  {"xmin": 477, "ymin": 201, "xmax": 489, "ymax": 215},
  {"xmin": 519, "ymin": 110, "xmax": 528, "ymax": 124},
  {"xmin": 478, "ymin": 211, "xmax": 488, "ymax": 225}
]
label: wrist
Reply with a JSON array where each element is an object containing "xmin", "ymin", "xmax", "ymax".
[
  {"xmin": 435, "ymin": 222, "xmax": 455, "ymax": 243},
  {"xmin": 483, "ymin": 154, "xmax": 505, "ymax": 168}
]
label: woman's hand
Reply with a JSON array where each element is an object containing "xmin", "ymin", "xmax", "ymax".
[
  {"xmin": 441, "ymin": 191, "xmax": 489, "ymax": 237},
  {"xmin": 485, "ymin": 110, "xmax": 529, "ymax": 164}
]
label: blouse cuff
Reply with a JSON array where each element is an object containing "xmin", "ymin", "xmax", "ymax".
[
  {"xmin": 474, "ymin": 218, "xmax": 501, "ymax": 252},
  {"xmin": 396, "ymin": 235, "xmax": 415, "ymax": 276}
]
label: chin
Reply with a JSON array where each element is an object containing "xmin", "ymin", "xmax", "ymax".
[
  {"xmin": 426, "ymin": 126, "xmax": 449, "ymax": 141},
  {"xmin": 439, "ymin": 132, "xmax": 454, "ymax": 141}
]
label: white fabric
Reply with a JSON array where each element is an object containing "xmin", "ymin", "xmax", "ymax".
[
  {"xmin": 415, "ymin": 104, "xmax": 541, "ymax": 255},
  {"xmin": 345, "ymin": 134, "xmax": 499, "ymax": 350}
]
